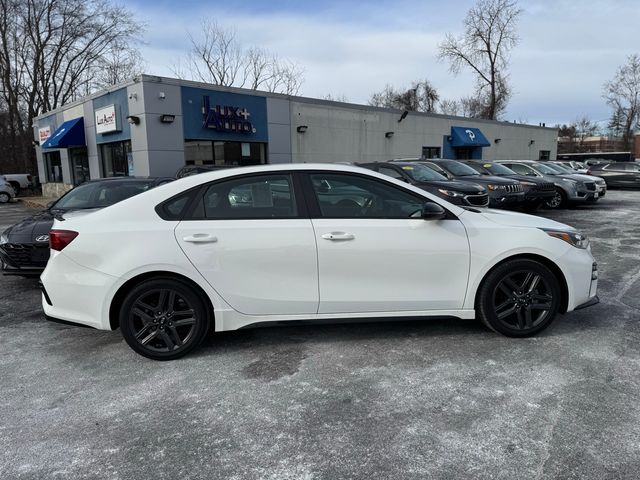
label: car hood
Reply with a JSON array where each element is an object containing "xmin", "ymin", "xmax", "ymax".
[
  {"xmin": 2, "ymin": 208, "xmax": 101, "ymax": 244},
  {"xmin": 415, "ymin": 180, "xmax": 486, "ymax": 194},
  {"xmin": 468, "ymin": 207, "xmax": 573, "ymax": 230},
  {"xmin": 453, "ymin": 175, "xmax": 519, "ymax": 185}
]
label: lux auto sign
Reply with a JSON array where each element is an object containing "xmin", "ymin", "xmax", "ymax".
[{"xmin": 202, "ymin": 96, "xmax": 256, "ymax": 134}]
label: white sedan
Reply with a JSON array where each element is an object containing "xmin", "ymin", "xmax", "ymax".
[{"xmin": 40, "ymin": 164, "xmax": 599, "ymax": 360}]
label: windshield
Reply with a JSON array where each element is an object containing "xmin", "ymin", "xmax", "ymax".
[
  {"xmin": 52, "ymin": 181, "xmax": 155, "ymax": 210},
  {"xmin": 480, "ymin": 162, "xmax": 516, "ymax": 176},
  {"xmin": 399, "ymin": 164, "xmax": 448, "ymax": 182},
  {"xmin": 530, "ymin": 162, "xmax": 559, "ymax": 175},
  {"xmin": 441, "ymin": 161, "xmax": 480, "ymax": 176},
  {"xmin": 551, "ymin": 163, "xmax": 574, "ymax": 173}
]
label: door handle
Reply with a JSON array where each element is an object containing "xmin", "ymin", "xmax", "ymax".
[
  {"xmin": 183, "ymin": 234, "xmax": 218, "ymax": 243},
  {"xmin": 321, "ymin": 232, "xmax": 355, "ymax": 241}
]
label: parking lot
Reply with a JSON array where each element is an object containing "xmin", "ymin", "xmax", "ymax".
[{"xmin": 1, "ymin": 192, "xmax": 639, "ymax": 480}]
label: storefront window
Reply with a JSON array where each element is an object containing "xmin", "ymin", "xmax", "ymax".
[
  {"xmin": 422, "ymin": 146, "xmax": 441, "ymax": 159},
  {"xmin": 70, "ymin": 147, "xmax": 89, "ymax": 185},
  {"xmin": 44, "ymin": 151, "xmax": 63, "ymax": 182},
  {"xmin": 100, "ymin": 140, "xmax": 132, "ymax": 177},
  {"xmin": 184, "ymin": 140, "xmax": 266, "ymax": 167}
]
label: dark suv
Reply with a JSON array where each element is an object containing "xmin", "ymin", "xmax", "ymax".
[
  {"xmin": 0, "ymin": 177, "xmax": 173, "ymax": 276},
  {"xmin": 460, "ymin": 161, "xmax": 555, "ymax": 212},
  {"xmin": 358, "ymin": 161, "xmax": 489, "ymax": 207},
  {"xmin": 406, "ymin": 159, "xmax": 525, "ymax": 208}
]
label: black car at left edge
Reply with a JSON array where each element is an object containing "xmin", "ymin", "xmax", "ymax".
[{"xmin": 0, "ymin": 177, "xmax": 173, "ymax": 276}]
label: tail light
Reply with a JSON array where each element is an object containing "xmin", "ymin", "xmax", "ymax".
[
  {"xmin": 49, "ymin": 230, "xmax": 78, "ymax": 251},
  {"xmin": 587, "ymin": 169, "xmax": 592, "ymax": 175},
  {"xmin": 27, "ymin": 175, "xmax": 32, "ymax": 182}
]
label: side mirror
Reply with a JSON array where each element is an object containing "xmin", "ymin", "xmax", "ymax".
[{"xmin": 421, "ymin": 202, "xmax": 446, "ymax": 220}]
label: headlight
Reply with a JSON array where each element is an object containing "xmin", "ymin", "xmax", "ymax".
[
  {"xmin": 438, "ymin": 189, "xmax": 465, "ymax": 198},
  {"xmin": 540, "ymin": 228, "xmax": 590, "ymax": 249},
  {"xmin": 519, "ymin": 181, "xmax": 537, "ymax": 186},
  {"xmin": 0, "ymin": 233, "xmax": 7, "ymax": 245},
  {"xmin": 487, "ymin": 184, "xmax": 506, "ymax": 191},
  {"xmin": 561, "ymin": 178, "xmax": 578, "ymax": 185}
]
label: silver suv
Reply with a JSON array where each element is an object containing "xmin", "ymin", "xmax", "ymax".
[{"xmin": 497, "ymin": 161, "xmax": 599, "ymax": 209}]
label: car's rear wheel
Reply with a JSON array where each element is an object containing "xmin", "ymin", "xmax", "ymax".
[
  {"xmin": 477, "ymin": 259, "xmax": 561, "ymax": 337},
  {"xmin": 120, "ymin": 278, "xmax": 210, "ymax": 360},
  {"xmin": 0, "ymin": 192, "xmax": 10, "ymax": 203},
  {"xmin": 545, "ymin": 188, "xmax": 566, "ymax": 209},
  {"xmin": 9, "ymin": 183, "xmax": 20, "ymax": 196}
]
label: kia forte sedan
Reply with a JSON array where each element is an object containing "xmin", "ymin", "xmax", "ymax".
[{"xmin": 40, "ymin": 164, "xmax": 599, "ymax": 360}]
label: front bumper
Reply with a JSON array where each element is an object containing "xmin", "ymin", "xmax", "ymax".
[
  {"xmin": 558, "ymin": 247, "xmax": 599, "ymax": 312},
  {"xmin": 574, "ymin": 295, "xmax": 599, "ymax": 310},
  {"xmin": 489, "ymin": 191, "xmax": 525, "ymax": 207},
  {"xmin": 0, "ymin": 243, "xmax": 49, "ymax": 274}
]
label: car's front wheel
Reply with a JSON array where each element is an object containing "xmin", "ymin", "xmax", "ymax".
[
  {"xmin": 476, "ymin": 259, "xmax": 561, "ymax": 337},
  {"xmin": 0, "ymin": 192, "xmax": 10, "ymax": 203},
  {"xmin": 545, "ymin": 188, "xmax": 566, "ymax": 209},
  {"xmin": 120, "ymin": 277, "xmax": 211, "ymax": 360}
]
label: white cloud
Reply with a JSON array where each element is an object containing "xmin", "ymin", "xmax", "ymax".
[{"xmin": 131, "ymin": 0, "xmax": 639, "ymax": 126}]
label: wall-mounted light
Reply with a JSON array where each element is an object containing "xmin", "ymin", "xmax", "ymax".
[
  {"xmin": 160, "ymin": 114, "xmax": 175, "ymax": 123},
  {"xmin": 32, "ymin": 140, "xmax": 40, "ymax": 146},
  {"xmin": 529, "ymin": 140, "xmax": 535, "ymax": 145},
  {"xmin": 296, "ymin": 125, "xmax": 308, "ymax": 133},
  {"xmin": 128, "ymin": 93, "xmax": 138, "ymax": 100},
  {"xmin": 385, "ymin": 131, "xmax": 394, "ymax": 138},
  {"xmin": 447, "ymin": 136, "xmax": 452, "ymax": 142},
  {"xmin": 158, "ymin": 92, "xmax": 166, "ymax": 99},
  {"xmin": 126, "ymin": 115, "xmax": 140, "ymax": 125},
  {"xmin": 398, "ymin": 110, "xmax": 409, "ymax": 123},
  {"xmin": 494, "ymin": 138, "xmax": 502, "ymax": 144}
]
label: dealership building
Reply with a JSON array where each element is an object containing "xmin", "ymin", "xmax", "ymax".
[{"xmin": 33, "ymin": 74, "xmax": 558, "ymax": 196}]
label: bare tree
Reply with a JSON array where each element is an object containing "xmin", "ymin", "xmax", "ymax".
[
  {"xmin": 323, "ymin": 93, "xmax": 349, "ymax": 103},
  {"xmin": 368, "ymin": 80, "xmax": 439, "ymax": 113},
  {"xmin": 175, "ymin": 18, "xmax": 304, "ymax": 95},
  {"xmin": 572, "ymin": 115, "xmax": 598, "ymax": 152},
  {"xmin": 603, "ymin": 53, "xmax": 640, "ymax": 149},
  {"xmin": 438, "ymin": 0, "xmax": 522, "ymax": 120},
  {"xmin": 0, "ymin": 0, "xmax": 144, "ymax": 173},
  {"xmin": 439, "ymin": 99, "xmax": 460, "ymax": 116}
]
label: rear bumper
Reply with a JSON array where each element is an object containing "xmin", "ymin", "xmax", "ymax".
[{"xmin": 40, "ymin": 251, "xmax": 118, "ymax": 330}]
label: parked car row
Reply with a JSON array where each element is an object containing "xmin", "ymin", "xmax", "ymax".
[
  {"xmin": 358, "ymin": 159, "xmax": 613, "ymax": 212},
  {"xmin": 0, "ymin": 173, "xmax": 33, "ymax": 196},
  {"xmin": 0, "ymin": 176, "xmax": 17, "ymax": 203}
]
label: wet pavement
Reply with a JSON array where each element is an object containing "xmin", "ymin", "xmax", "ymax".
[{"xmin": 1, "ymin": 191, "xmax": 639, "ymax": 479}]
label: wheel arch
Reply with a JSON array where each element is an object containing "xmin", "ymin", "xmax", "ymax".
[
  {"xmin": 473, "ymin": 253, "xmax": 569, "ymax": 314},
  {"xmin": 108, "ymin": 270, "xmax": 215, "ymax": 330}
]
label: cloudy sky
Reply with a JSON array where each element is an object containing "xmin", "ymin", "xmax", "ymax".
[{"xmin": 128, "ymin": 0, "xmax": 638, "ymax": 127}]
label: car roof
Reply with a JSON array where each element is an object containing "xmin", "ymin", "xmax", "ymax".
[{"xmin": 82, "ymin": 176, "xmax": 174, "ymax": 184}]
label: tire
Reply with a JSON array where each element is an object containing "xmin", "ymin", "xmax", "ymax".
[
  {"xmin": 545, "ymin": 188, "xmax": 566, "ymax": 209},
  {"xmin": 119, "ymin": 277, "xmax": 211, "ymax": 360},
  {"xmin": 0, "ymin": 192, "xmax": 10, "ymax": 203},
  {"xmin": 9, "ymin": 182, "xmax": 20, "ymax": 196},
  {"xmin": 476, "ymin": 259, "xmax": 561, "ymax": 337}
]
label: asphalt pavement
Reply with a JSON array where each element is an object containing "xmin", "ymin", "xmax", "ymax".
[{"xmin": 1, "ymin": 192, "xmax": 639, "ymax": 479}]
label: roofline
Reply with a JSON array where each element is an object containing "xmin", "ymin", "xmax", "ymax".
[{"xmin": 35, "ymin": 73, "xmax": 557, "ymax": 132}]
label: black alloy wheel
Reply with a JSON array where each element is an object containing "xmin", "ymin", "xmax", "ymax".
[
  {"xmin": 120, "ymin": 278, "xmax": 210, "ymax": 360},
  {"xmin": 477, "ymin": 259, "xmax": 561, "ymax": 337},
  {"xmin": 545, "ymin": 188, "xmax": 566, "ymax": 209}
]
